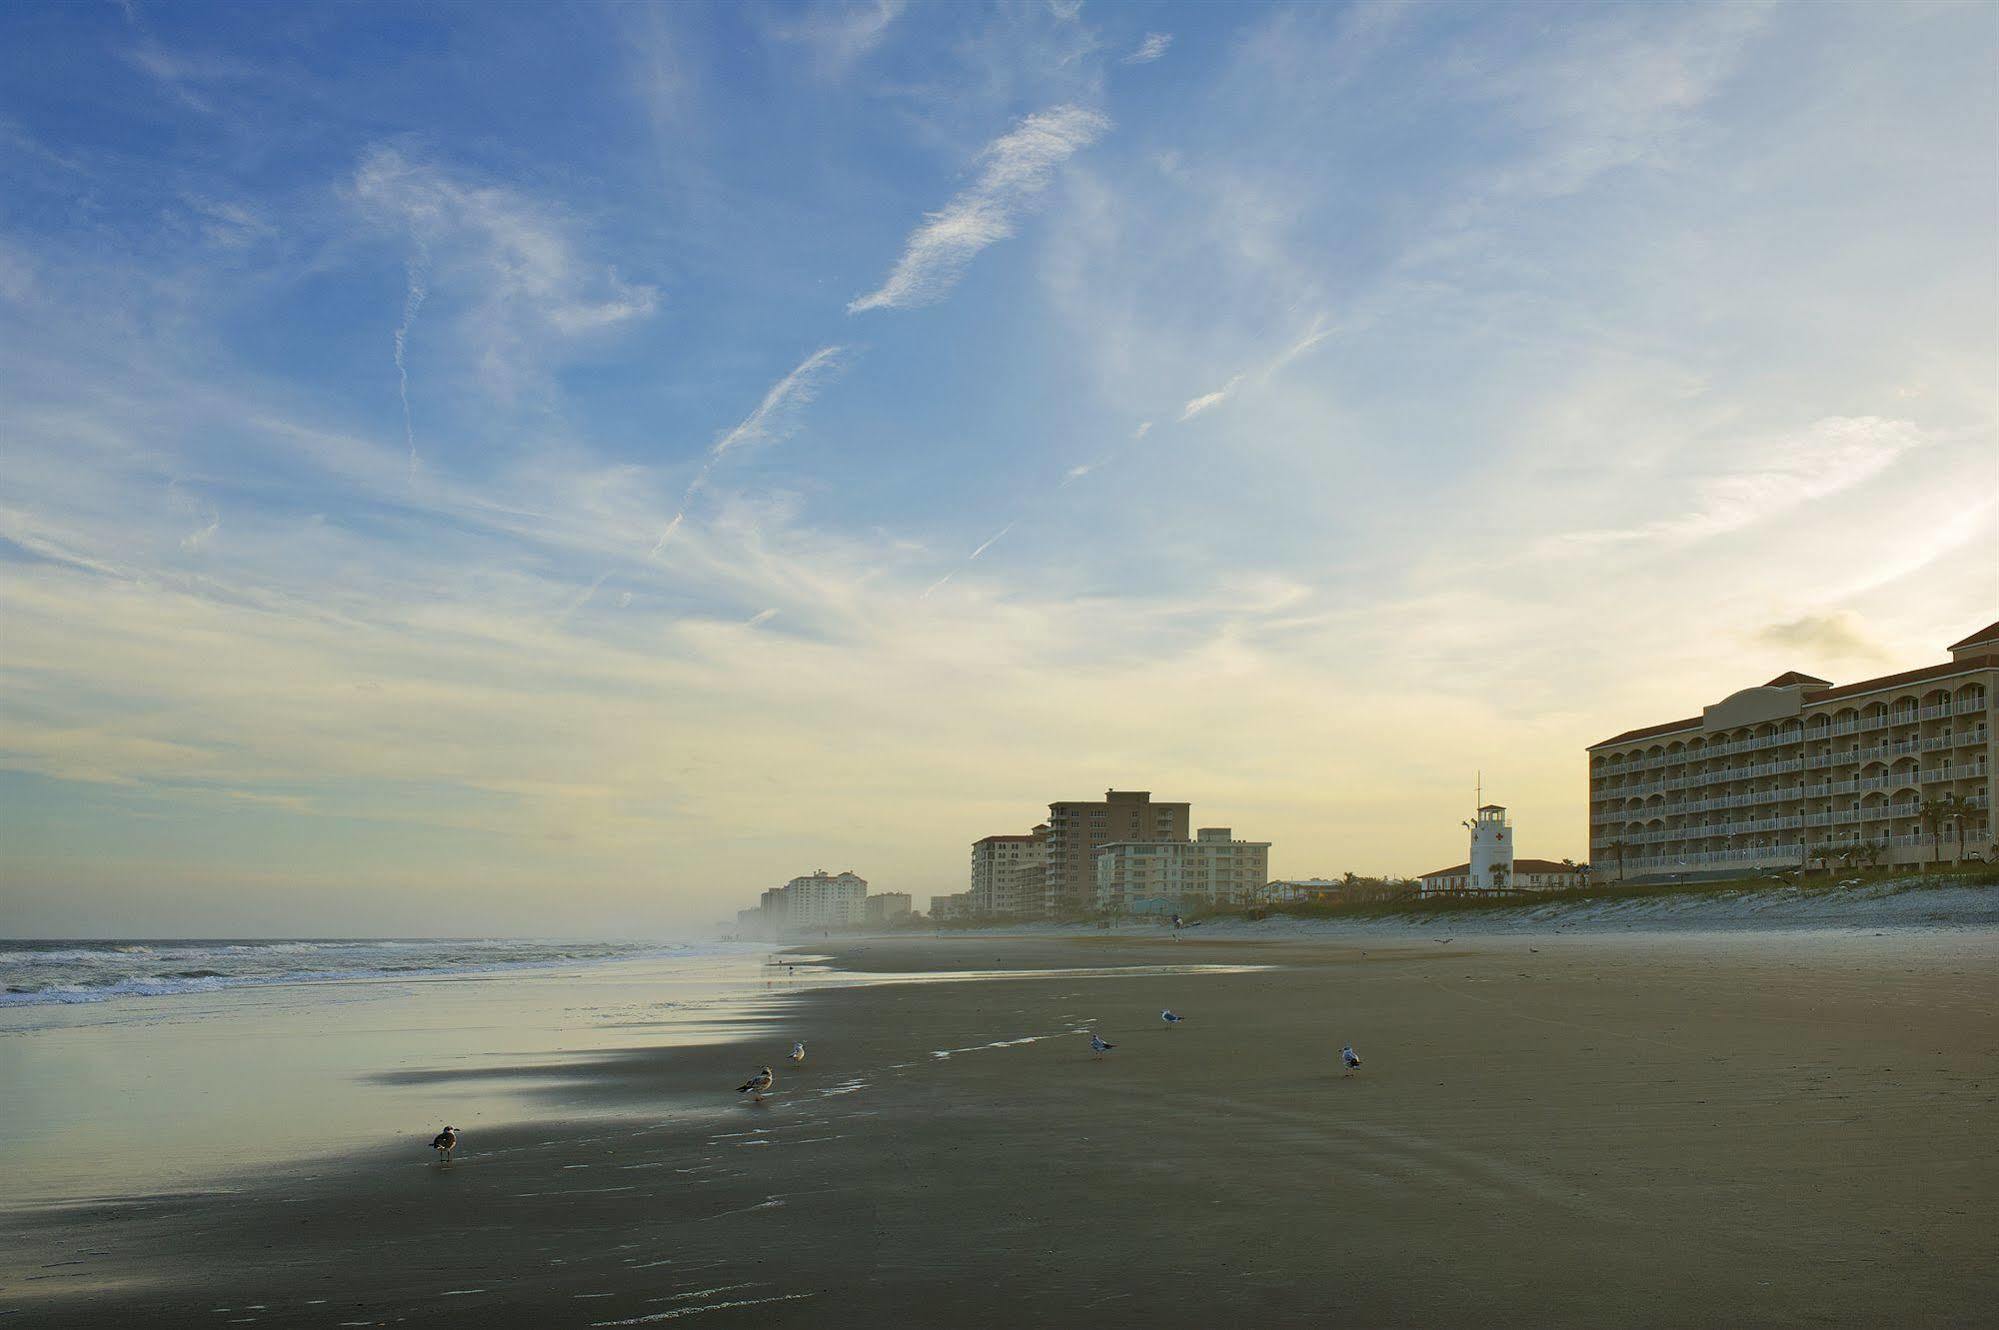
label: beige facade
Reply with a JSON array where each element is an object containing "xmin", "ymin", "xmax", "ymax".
[
  {"xmin": 863, "ymin": 892, "xmax": 911, "ymax": 924},
  {"xmin": 1094, "ymin": 827, "xmax": 1271, "ymax": 913},
  {"xmin": 759, "ymin": 870, "xmax": 869, "ymax": 931},
  {"xmin": 968, "ymin": 825, "xmax": 1049, "ymax": 917},
  {"xmin": 1588, "ymin": 624, "xmax": 1997, "ymax": 879},
  {"xmin": 930, "ymin": 891, "xmax": 973, "ymax": 922},
  {"xmin": 1046, "ymin": 790, "xmax": 1190, "ymax": 916}
]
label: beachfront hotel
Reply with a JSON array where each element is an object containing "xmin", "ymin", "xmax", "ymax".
[
  {"xmin": 967, "ymin": 824, "xmax": 1049, "ymax": 918},
  {"xmin": 1043, "ymin": 790, "xmax": 1190, "ymax": 916},
  {"xmin": 1094, "ymin": 827, "xmax": 1272, "ymax": 913},
  {"xmin": 1588, "ymin": 623, "xmax": 1998, "ymax": 880}
]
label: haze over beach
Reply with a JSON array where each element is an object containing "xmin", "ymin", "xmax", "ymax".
[{"xmin": 2, "ymin": 2, "xmax": 1997, "ymax": 1328}]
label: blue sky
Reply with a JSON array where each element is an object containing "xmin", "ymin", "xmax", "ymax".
[{"xmin": 2, "ymin": 1, "xmax": 1994, "ymax": 935}]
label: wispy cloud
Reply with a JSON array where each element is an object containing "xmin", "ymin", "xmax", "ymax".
[
  {"xmin": 352, "ymin": 146, "xmax": 660, "ymax": 400},
  {"xmin": 654, "ymin": 345, "xmax": 848, "ymax": 551},
  {"xmin": 392, "ymin": 246, "xmax": 428, "ymax": 482},
  {"xmin": 849, "ymin": 104, "xmax": 1110, "ymax": 312},
  {"xmin": 1122, "ymin": 32, "xmax": 1173, "ymax": 65},
  {"xmin": 745, "ymin": 607, "xmax": 780, "ymax": 628},
  {"xmin": 1178, "ymin": 374, "xmax": 1242, "ymax": 421},
  {"xmin": 769, "ymin": 0, "xmax": 905, "ymax": 77},
  {"xmin": 1565, "ymin": 417, "xmax": 1925, "ymax": 548},
  {"xmin": 967, "ymin": 522, "xmax": 1013, "ymax": 560}
]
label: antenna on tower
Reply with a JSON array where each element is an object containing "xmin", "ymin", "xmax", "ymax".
[{"xmin": 1476, "ymin": 769, "xmax": 1481, "ymax": 812}]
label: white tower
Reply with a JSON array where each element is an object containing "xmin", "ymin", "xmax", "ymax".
[{"xmin": 1468, "ymin": 804, "xmax": 1514, "ymax": 892}]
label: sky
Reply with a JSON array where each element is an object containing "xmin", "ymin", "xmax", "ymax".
[{"xmin": 1, "ymin": 1, "xmax": 1994, "ymax": 938}]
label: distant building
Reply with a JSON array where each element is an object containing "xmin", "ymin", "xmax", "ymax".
[
  {"xmin": 1262, "ymin": 878, "xmax": 1345, "ymax": 905},
  {"xmin": 1588, "ymin": 624, "xmax": 1995, "ymax": 879},
  {"xmin": 1095, "ymin": 827, "xmax": 1271, "ymax": 913},
  {"xmin": 757, "ymin": 870, "xmax": 868, "ymax": 932},
  {"xmin": 969, "ymin": 825, "xmax": 1049, "ymax": 917},
  {"xmin": 1046, "ymin": 790, "xmax": 1191, "ymax": 916},
  {"xmin": 863, "ymin": 892, "xmax": 911, "ymax": 925},
  {"xmin": 930, "ymin": 891, "xmax": 973, "ymax": 922}
]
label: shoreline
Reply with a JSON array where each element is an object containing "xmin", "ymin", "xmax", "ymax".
[{"xmin": 5, "ymin": 929, "xmax": 1995, "ymax": 1328}]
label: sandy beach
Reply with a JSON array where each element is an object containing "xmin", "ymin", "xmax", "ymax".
[{"xmin": 4, "ymin": 926, "xmax": 1995, "ymax": 1328}]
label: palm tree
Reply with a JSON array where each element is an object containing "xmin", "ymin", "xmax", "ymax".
[
  {"xmin": 1608, "ymin": 838, "xmax": 1628, "ymax": 883},
  {"xmin": 1927, "ymin": 792, "xmax": 1970, "ymax": 866},
  {"xmin": 1918, "ymin": 796, "xmax": 1955, "ymax": 868}
]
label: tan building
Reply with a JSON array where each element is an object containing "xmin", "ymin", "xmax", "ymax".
[
  {"xmin": 1045, "ymin": 790, "xmax": 1190, "ymax": 916},
  {"xmin": 1588, "ymin": 623, "xmax": 1996, "ymax": 879},
  {"xmin": 930, "ymin": 891, "xmax": 973, "ymax": 922},
  {"xmin": 968, "ymin": 825, "xmax": 1049, "ymax": 917},
  {"xmin": 863, "ymin": 892, "xmax": 911, "ymax": 925},
  {"xmin": 1094, "ymin": 827, "xmax": 1271, "ymax": 913}
]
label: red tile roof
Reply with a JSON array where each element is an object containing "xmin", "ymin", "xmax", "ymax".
[
  {"xmin": 1590, "ymin": 651, "xmax": 1997, "ymax": 749},
  {"xmin": 1803, "ymin": 652, "xmax": 1998, "ymax": 703},
  {"xmin": 973, "ymin": 834, "xmax": 1040, "ymax": 844},
  {"xmin": 1418, "ymin": 857, "xmax": 1583, "ymax": 880},
  {"xmin": 1763, "ymin": 670, "xmax": 1832, "ymax": 687},
  {"xmin": 1948, "ymin": 620, "xmax": 1999, "ymax": 652},
  {"xmin": 1589, "ymin": 716, "xmax": 1701, "ymax": 749}
]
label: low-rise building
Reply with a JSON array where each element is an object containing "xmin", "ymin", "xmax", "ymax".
[
  {"xmin": 863, "ymin": 892, "xmax": 911, "ymax": 925},
  {"xmin": 1095, "ymin": 827, "xmax": 1272, "ymax": 913},
  {"xmin": 1418, "ymin": 858, "xmax": 1584, "ymax": 896}
]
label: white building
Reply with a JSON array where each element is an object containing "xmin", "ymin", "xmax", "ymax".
[
  {"xmin": 760, "ymin": 870, "xmax": 868, "ymax": 931},
  {"xmin": 1419, "ymin": 805, "xmax": 1583, "ymax": 896},
  {"xmin": 1094, "ymin": 827, "xmax": 1272, "ymax": 913}
]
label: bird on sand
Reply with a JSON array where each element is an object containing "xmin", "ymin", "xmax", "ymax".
[
  {"xmin": 1433, "ymin": 937, "xmax": 1454, "ymax": 945},
  {"xmin": 788, "ymin": 1041, "xmax": 807, "ymax": 1065},
  {"xmin": 737, "ymin": 1066, "xmax": 776, "ymax": 1101},
  {"xmin": 1160, "ymin": 1009, "xmax": 1185, "ymax": 1025},
  {"xmin": 430, "ymin": 1126, "xmax": 458, "ymax": 1162},
  {"xmin": 1339, "ymin": 1045, "xmax": 1362, "ymax": 1075},
  {"xmin": 1090, "ymin": 1033, "xmax": 1115, "ymax": 1058}
]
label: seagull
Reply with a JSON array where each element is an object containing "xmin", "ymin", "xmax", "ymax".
[
  {"xmin": 1433, "ymin": 938, "xmax": 1454, "ymax": 945},
  {"xmin": 788, "ymin": 1041, "xmax": 807, "ymax": 1065},
  {"xmin": 1160, "ymin": 1009, "xmax": 1185, "ymax": 1025},
  {"xmin": 429, "ymin": 1126, "xmax": 458, "ymax": 1162},
  {"xmin": 1340, "ymin": 1045, "xmax": 1362, "ymax": 1075},
  {"xmin": 1090, "ymin": 1033, "xmax": 1115, "ymax": 1058},
  {"xmin": 737, "ymin": 1066, "xmax": 775, "ymax": 1101}
]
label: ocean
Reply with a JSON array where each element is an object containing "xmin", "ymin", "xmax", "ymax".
[{"xmin": 0, "ymin": 937, "xmax": 691, "ymax": 1007}]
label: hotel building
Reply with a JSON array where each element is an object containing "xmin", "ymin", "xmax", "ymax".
[
  {"xmin": 1094, "ymin": 827, "xmax": 1272, "ymax": 913},
  {"xmin": 968, "ymin": 825, "xmax": 1050, "ymax": 918},
  {"xmin": 1045, "ymin": 790, "xmax": 1190, "ymax": 916},
  {"xmin": 1587, "ymin": 623, "xmax": 1997, "ymax": 879}
]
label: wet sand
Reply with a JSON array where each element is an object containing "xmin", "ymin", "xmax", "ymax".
[{"xmin": 5, "ymin": 929, "xmax": 1995, "ymax": 1328}]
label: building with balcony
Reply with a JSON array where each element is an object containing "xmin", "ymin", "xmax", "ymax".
[
  {"xmin": 968, "ymin": 825, "xmax": 1049, "ymax": 918},
  {"xmin": 1045, "ymin": 790, "xmax": 1190, "ymax": 916},
  {"xmin": 1094, "ymin": 827, "xmax": 1272, "ymax": 914},
  {"xmin": 1587, "ymin": 623, "xmax": 1998, "ymax": 880}
]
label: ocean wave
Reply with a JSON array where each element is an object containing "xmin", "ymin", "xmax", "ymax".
[{"xmin": 0, "ymin": 939, "xmax": 734, "ymax": 1009}]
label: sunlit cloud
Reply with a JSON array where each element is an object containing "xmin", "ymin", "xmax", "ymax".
[
  {"xmin": 1178, "ymin": 375, "xmax": 1242, "ymax": 421},
  {"xmin": 1122, "ymin": 32, "xmax": 1172, "ymax": 64}
]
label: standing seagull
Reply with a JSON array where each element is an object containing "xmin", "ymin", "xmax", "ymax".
[
  {"xmin": 429, "ymin": 1126, "xmax": 458, "ymax": 1162},
  {"xmin": 1160, "ymin": 1009, "xmax": 1185, "ymax": 1026},
  {"xmin": 1090, "ymin": 1033, "xmax": 1116, "ymax": 1059},
  {"xmin": 1339, "ymin": 1045, "xmax": 1362, "ymax": 1075},
  {"xmin": 737, "ymin": 1065, "xmax": 776, "ymax": 1102},
  {"xmin": 788, "ymin": 1041, "xmax": 807, "ymax": 1065}
]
